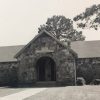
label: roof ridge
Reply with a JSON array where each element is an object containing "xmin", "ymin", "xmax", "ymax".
[
  {"xmin": 0, "ymin": 45, "xmax": 25, "ymax": 48},
  {"xmin": 14, "ymin": 30, "xmax": 77, "ymax": 58},
  {"xmin": 72, "ymin": 40, "xmax": 100, "ymax": 43}
]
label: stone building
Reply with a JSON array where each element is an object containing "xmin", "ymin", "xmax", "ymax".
[
  {"xmin": 0, "ymin": 30, "xmax": 100, "ymax": 86},
  {"xmin": 15, "ymin": 30, "xmax": 77, "ymax": 86}
]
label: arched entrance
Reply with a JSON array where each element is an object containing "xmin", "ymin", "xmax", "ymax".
[{"xmin": 36, "ymin": 57, "xmax": 56, "ymax": 81}]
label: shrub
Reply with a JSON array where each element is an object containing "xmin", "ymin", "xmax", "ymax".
[
  {"xmin": 76, "ymin": 77, "xmax": 86, "ymax": 86},
  {"xmin": 91, "ymin": 79, "xmax": 100, "ymax": 85}
]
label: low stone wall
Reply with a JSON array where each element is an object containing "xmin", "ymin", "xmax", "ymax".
[
  {"xmin": 76, "ymin": 58, "xmax": 100, "ymax": 84},
  {"xmin": 0, "ymin": 62, "xmax": 18, "ymax": 86}
]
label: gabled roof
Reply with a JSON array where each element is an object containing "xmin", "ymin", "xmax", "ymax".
[
  {"xmin": 14, "ymin": 30, "xmax": 77, "ymax": 58},
  {"xmin": 0, "ymin": 40, "xmax": 100, "ymax": 62},
  {"xmin": 0, "ymin": 45, "xmax": 24, "ymax": 62},
  {"xmin": 71, "ymin": 40, "xmax": 100, "ymax": 58}
]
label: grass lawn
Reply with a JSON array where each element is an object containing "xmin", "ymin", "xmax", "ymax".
[{"xmin": 24, "ymin": 85, "xmax": 100, "ymax": 100}]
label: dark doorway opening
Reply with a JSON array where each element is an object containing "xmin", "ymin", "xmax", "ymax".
[{"xmin": 36, "ymin": 57, "xmax": 56, "ymax": 81}]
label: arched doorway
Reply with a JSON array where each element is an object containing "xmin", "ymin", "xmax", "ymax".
[{"xmin": 36, "ymin": 57, "xmax": 56, "ymax": 81}]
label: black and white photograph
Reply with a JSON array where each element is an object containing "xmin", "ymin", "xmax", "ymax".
[{"xmin": 0, "ymin": 0, "xmax": 100, "ymax": 100}]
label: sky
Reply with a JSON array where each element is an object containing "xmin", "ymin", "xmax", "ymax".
[{"xmin": 0, "ymin": 0, "xmax": 100, "ymax": 46}]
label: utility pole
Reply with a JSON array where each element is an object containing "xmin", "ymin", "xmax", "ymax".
[{"xmin": 74, "ymin": 58, "xmax": 77, "ymax": 86}]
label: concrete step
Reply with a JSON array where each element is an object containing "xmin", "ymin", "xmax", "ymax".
[{"xmin": 35, "ymin": 81, "xmax": 57, "ymax": 87}]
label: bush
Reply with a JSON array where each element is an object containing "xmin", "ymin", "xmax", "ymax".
[
  {"xmin": 76, "ymin": 77, "xmax": 86, "ymax": 86},
  {"xmin": 91, "ymin": 79, "xmax": 100, "ymax": 85}
]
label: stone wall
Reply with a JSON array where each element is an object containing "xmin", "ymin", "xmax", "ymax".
[
  {"xmin": 76, "ymin": 58, "xmax": 100, "ymax": 84},
  {"xmin": 0, "ymin": 62, "xmax": 18, "ymax": 86},
  {"xmin": 17, "ymin": 33, "xmax": 76, "ymax": 85},
  {"xmin": 55, "ymin": 49, "xmax": 76, "ymax": 85}
]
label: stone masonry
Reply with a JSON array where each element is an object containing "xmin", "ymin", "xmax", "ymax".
[{"xmin": 16, "ymin": 31, "xmax": 77, "ymax": 85}]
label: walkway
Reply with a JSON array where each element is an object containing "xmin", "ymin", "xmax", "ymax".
[{"xmin": 0, "ymin": 88, "xmax": 47, "ymax": 100}]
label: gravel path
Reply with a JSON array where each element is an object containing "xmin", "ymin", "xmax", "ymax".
[{"xmin": 24, "ymin": 85, "xmax": 100, "ymax": 100}]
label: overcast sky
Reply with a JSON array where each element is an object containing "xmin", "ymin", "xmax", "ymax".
[{"xmin": 0, "ymin": 0, "xmax": 100, "ymax": 46}]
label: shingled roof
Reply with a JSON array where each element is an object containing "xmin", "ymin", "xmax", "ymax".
[
  {"xmin": 0, "ymin": 40, "xmax": 100, "ymax": 62},
  {"xmin": 0, "ymin": 45, "xmax": 24, "ymax": 62},
  {"xmin": 71, "ymin": 40, "xmax": 100, "ymax": 58}
]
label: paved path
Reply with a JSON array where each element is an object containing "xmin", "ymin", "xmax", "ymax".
[
  {"xmin": 24, "ymin": 86, "xmax": 100, "ymax": 100},
  {"xmin": 0, "ymin": 86, "xmax": 100, "ymax": 100},
  {"xmin": 0, "ymin": 88, "xmax": 47, "ymax": 100},
  {"xmin": 0, "ymin": 87, "xmax": 25, "ymax": 97}
]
